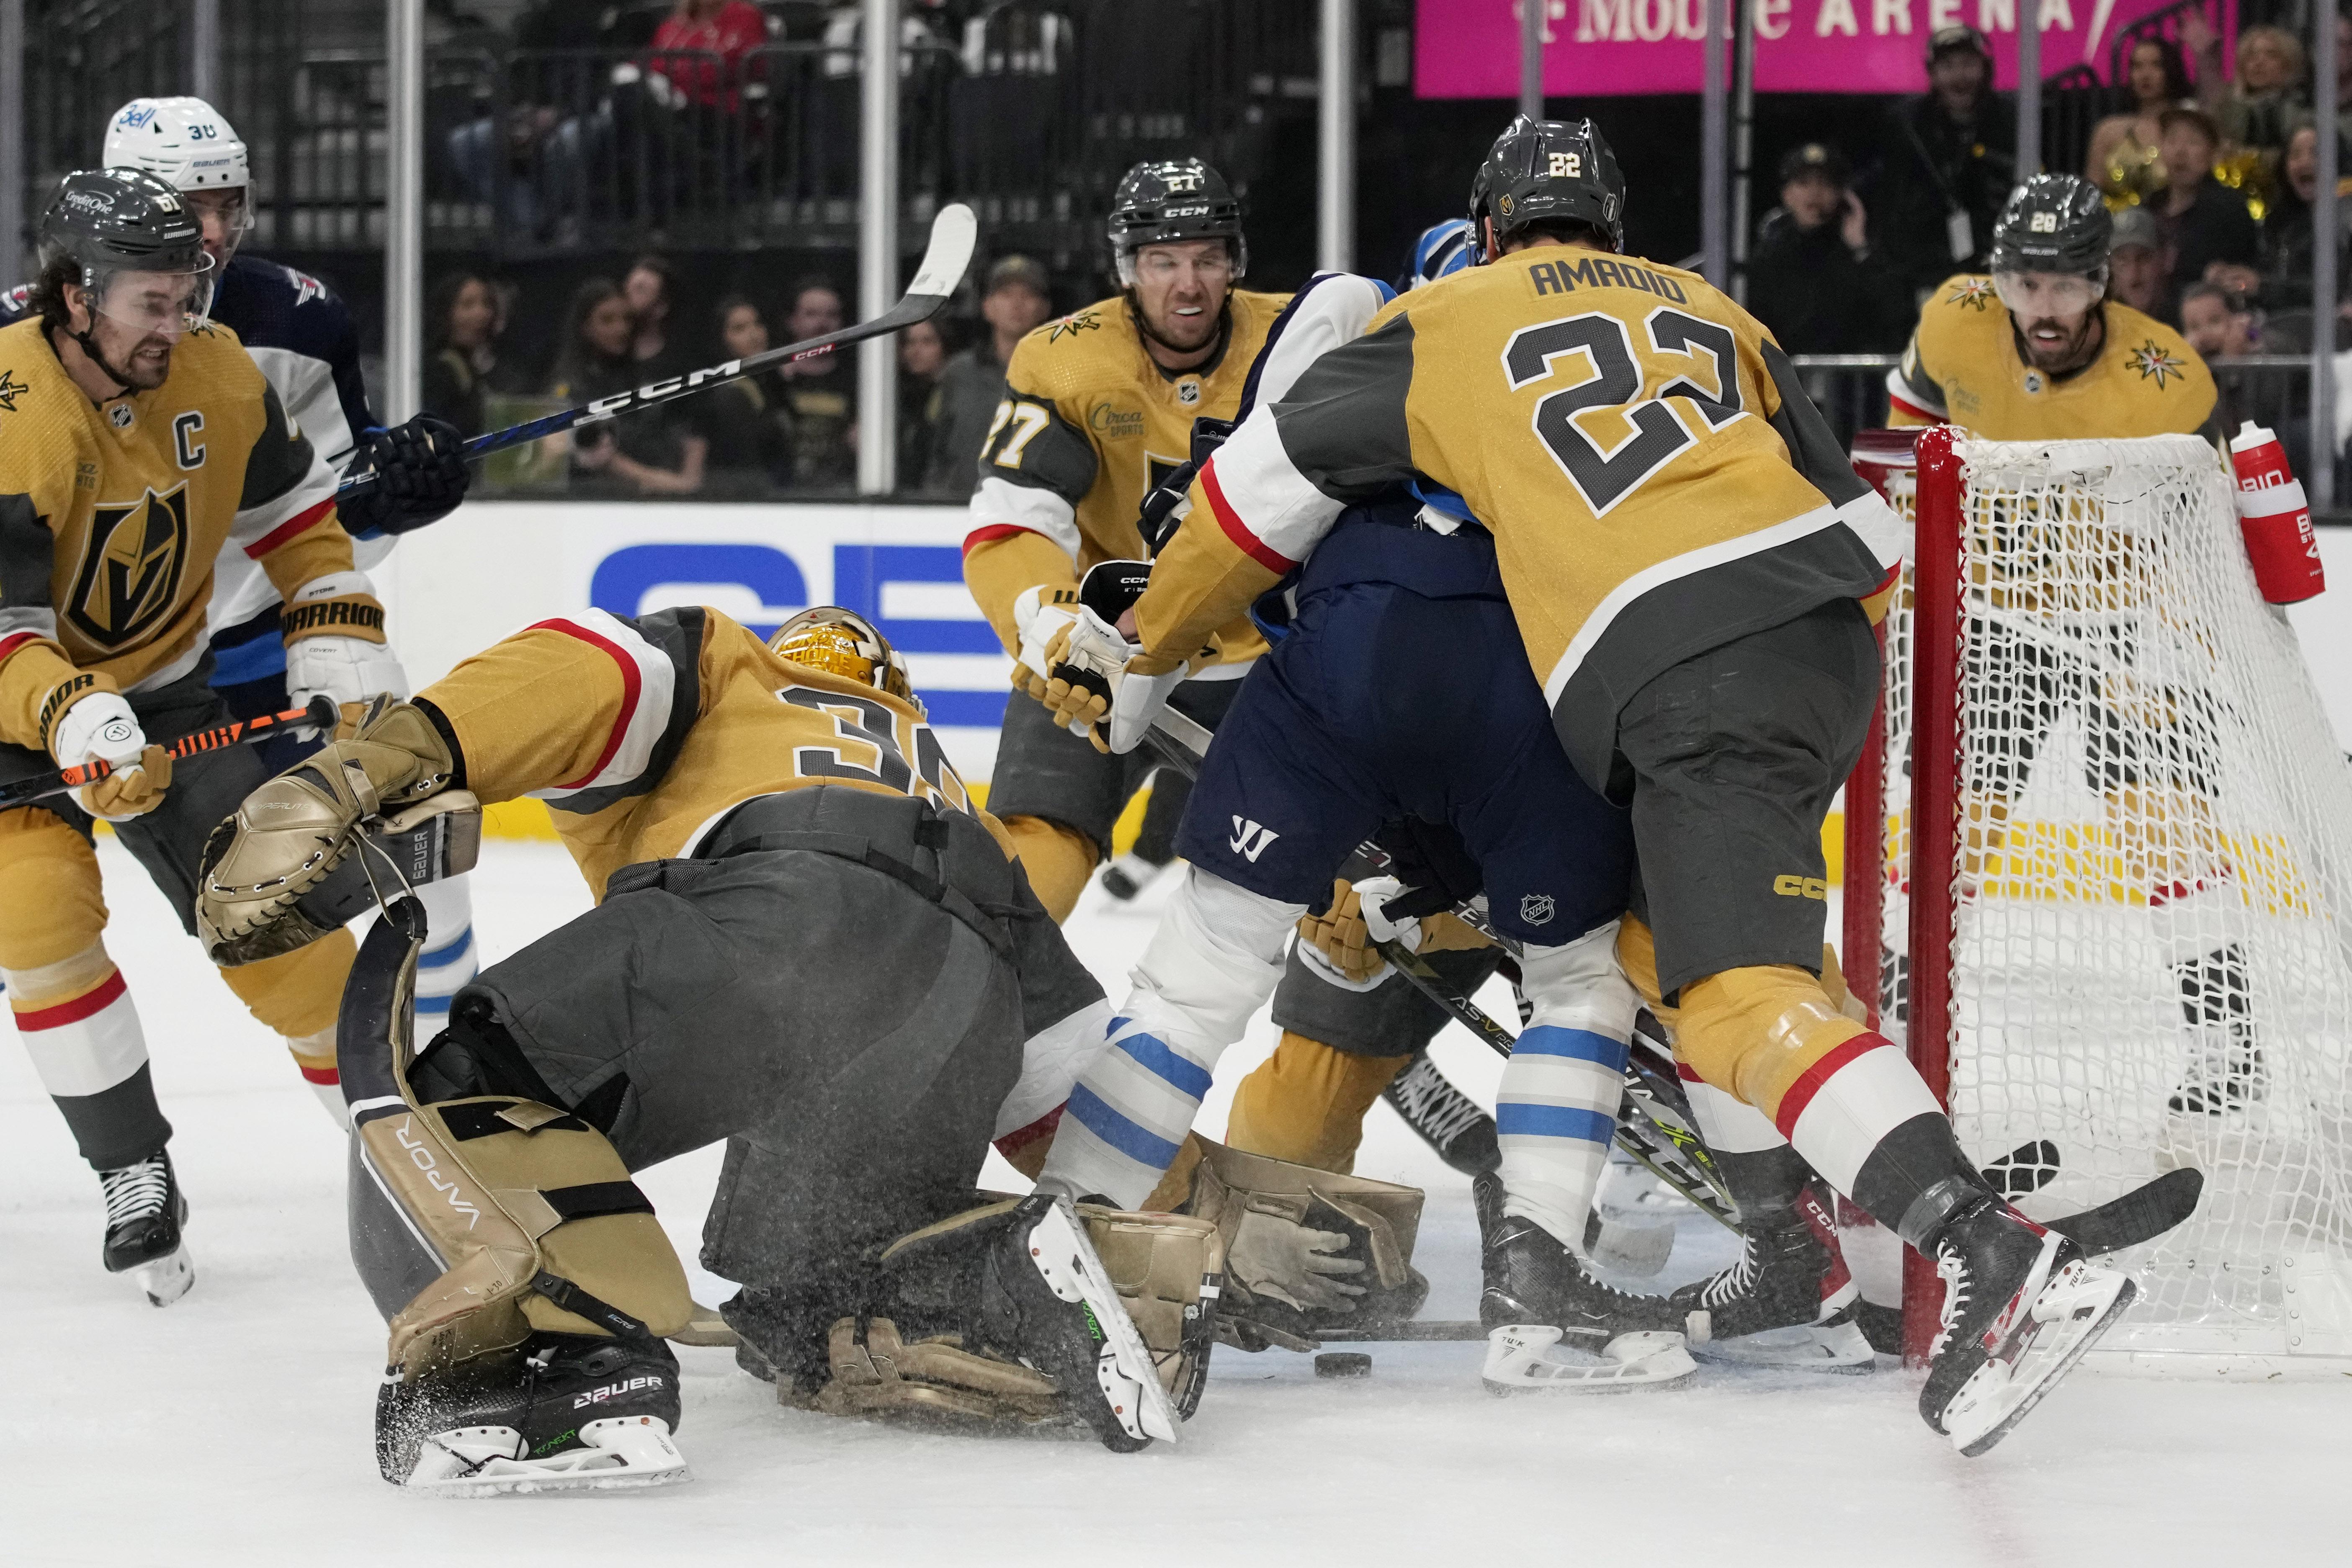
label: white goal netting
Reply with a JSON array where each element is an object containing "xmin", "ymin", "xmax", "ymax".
[{"xmin": 1861, "ymin": 433, "xmax": 2352, "ymax": 1374}]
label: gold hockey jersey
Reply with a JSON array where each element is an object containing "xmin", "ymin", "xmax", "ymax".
[
  {"xmin": 1133, "ymin": 245, "xmax": 1903, "ymax": 787},
  {"xmin": 415, "ymin": 606, "xmax": 1006, "ymax": 899},
  {"xmin": 961, "ymin": 290, "xmax": 1289, "ymax": 669},
  {"xmin": 0, "ymin": 316, "xmax": 353, "ymax": 752},
  {"xmin": 1887, "ymin": 275, "xmax": 2218, "ymax": 439}
]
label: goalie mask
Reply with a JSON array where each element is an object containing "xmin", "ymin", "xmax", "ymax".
[{"xmin": 769, "ymin": 607, "xmax": 919, "ymax": 709}]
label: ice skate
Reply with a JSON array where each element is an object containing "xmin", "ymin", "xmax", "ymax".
[
  {"xmin": 1920, "ymin": 1197, "xmax": 2136, "ymax": 1457},
  {"xmin": 1383, "ymin": 1051, "xmax": 1500, "ymax": 1176},
  {"xmin": 1668, "ymin": 1183, "xmax": 1873, "ymax": 1372},
  {"xmin": 1479, "ymin": 1213, "xmax": 1693, "ymax": 1392},
  {"xmin": 880, "ymin": 1193, "xmax": 1179, "ymax": 1451},
  {"xmin": 99, "ymin": 1151, "xmax": 192, "ymax": 1308},
  {"xmin": 379, "ymin": 1332, "xmax": 689, "ymax": 1495},
  {"xmin": 2168, "ymin": 945, "xmax": 2264, "ymax": 1115},
  {"xmin": 1097, "ymin": 852, "xmax": 1165, "ymax": 902}
]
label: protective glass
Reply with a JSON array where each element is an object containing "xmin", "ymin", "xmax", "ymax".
[
  {"xmin": 1992, "ymin": 268, "xmax": 2107, "ymax": 318},
  {"xmin": 87, "ymin": 260, "xmax": 216, "ymax": 338},
  {"xmin": 183, "ymin": 188, "xmax": 254, "ymax": 260}
]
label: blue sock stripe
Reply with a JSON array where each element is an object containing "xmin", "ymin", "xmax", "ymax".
[
  {"xmin": 1113, "ymin": 1031, "xmax": 1213, "ymax": 1101},
  {"xmin": 418, "ymin": 928, "xmax": 477, "ymax": 968},
  {"xmin": 1515, "ymin": 1025, "xmax": 1629, "ymax": 1071},
  {"xmin": 1496, "ymin": 1102, "xmax": 1617, "ymax": 1144},
  {"xmin": 412, "ymin": 994, "xmax": 453, "ymax": 1017},
  {"xmin": 1067, "ymin": 1084, "xmax": 1182, "ymax": 1169}
]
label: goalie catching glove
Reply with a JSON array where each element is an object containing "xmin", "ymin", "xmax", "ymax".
[{"xmin": 196, "ymin": 696, "xmax": 459, "ymax": 964}]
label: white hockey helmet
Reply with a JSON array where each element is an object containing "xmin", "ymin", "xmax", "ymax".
[{"xmin": 105, "ymin": 97, "xmax": 251, "ymax": 192}]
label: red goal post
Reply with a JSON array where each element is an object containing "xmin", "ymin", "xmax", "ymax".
[{"xmin": 1841, "ymin": 425, "xmax": 2352, "ymax": 1377}]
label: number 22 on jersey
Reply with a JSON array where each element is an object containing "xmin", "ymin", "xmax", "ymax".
[{"xmin": 1503, "ymin": 306, "xmax": 1748, "ymax": 516}]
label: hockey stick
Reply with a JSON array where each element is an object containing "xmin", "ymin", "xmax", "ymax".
[
  {"xmin": 336, "ymin": 204, "xmax": 979, "ymax": 499},
  {"xmin": 0, "ymin": 695, "xmax": 340, "ymax": 811}
]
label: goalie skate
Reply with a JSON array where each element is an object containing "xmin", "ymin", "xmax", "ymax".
[
  {"xmin": 404, "ymin": 1415, "xmax": 689, "ymax": 1498},
  {"xmin": 380, "ymin": 1332, "xmax": 690, "ymax": 1495}
]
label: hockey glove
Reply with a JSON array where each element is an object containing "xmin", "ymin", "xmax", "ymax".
[
  {"xmin": 1011, "ymin": 583, "xmax": 1082, "ymax": 705},
  {"xmin": 1227, "ymin": 1198, "xmax": 1367, "ymax": 1314},
  {"xmin": 197, "ymin": 698, "xmax": 458, "ymax": 964},
  {"xmin": 1039, "ymin": 610, "xmax": 1127, "ymax": 752},
  {"xmin": 338, "ymin": 414, "xmax": 472, "ymax": 538},
  {"xmin": 49, "ymin": 688, "xmax": 173, "ymax": 821},
  {"xmin": 283, "ymin": 572, "xmax": 407, "ymax": 732},
  {"xmin": 1298, "ymin": 878, "xmax": 1387, "ymax": 985}
]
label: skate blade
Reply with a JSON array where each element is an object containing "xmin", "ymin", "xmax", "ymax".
[
  {"xmin": 132, "ymin": 1246, "xmax": 194, "ymax": 1308},
  {"xmin": 1025, "ymin": 1197, "xmax": 1181, "ymax": 1447},
  {"xmin": 1945, "ymin": 1265, "xmax": 2137, "ymax": 1458},
  {"xmin": 1480, "ymin": 1325, "xmax": 1695, "ymax": 1394},
  {"xmin": 405, "ymin": 1417, "xmax": 690, "ymax": 1496},
  {"xmin": 1688, "ymin": 1318, "xmax": 1876, "ymax": 1375}
]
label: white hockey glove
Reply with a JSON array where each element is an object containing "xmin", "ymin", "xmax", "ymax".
[
  {"xmin": 282, "ymin": 572, "xmax": 407, "ymax": 731},
  {"xmin": 1226, "ymin": 1199, "xmax": 1367, "ymax": 1315},
  {"xmin": 1353, "ymin": 875, "xmax": 1422, "ymax": 954},
  {"xmin": 51, "ymin": 689, "xmax": 172, "ymax": 821},
  {"xmin": 1038, "ymin": 606, "xmax": 1132, "ymax": 751},
  {"xmin": 1011, "ymin": 583, "xmax": 1082, "ymax": 705}
]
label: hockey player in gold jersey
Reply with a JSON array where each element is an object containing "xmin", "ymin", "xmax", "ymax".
[
  {"xmin": 1087, "ymin": 118, "xmax": 2138, "ymax": 1452},
  {"xmin": 196, "ymin": 606, "xmax": 1207, "ymax": 1489},
  {"xmin": 0, "ymin": 170, "xmax": 399, "ymax": 1305},
  {"xmin": 1888, "ymin": 175, "xmax": 2217, "ymax": 440}
]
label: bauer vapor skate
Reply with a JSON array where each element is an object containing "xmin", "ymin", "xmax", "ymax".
[
  {"xmin": 1920, "ymin": 1196, "xmax": 2135, "ymax": 1457},
  {"xmin": 379, "ymin": 1332, "xmax": 689, "ymax": 1495},
  {"xmin": 100, "ymin": 1150, "xmax": 192, "ymax": 1307},
  {"xmin": 1668, "ymin": 1182, "xmax": 1873, "ymax": 1372},
  {"xmin": 1479, "ymin": 1213, "xmax": 1693, "ymax": 1392}
]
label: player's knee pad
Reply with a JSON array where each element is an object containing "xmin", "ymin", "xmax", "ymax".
[
  {"xmin": 1674, "ymin": 965, "xmax": 1868, "ymax": 1123},
  {"xmin": 0, "ymin": 809, "xmax": 107, "ymax": 971},
  {"xmin": 1174, "ymin": 1135, "xmax": 1427, "ymax": 1352},
  {"xmin": 342, "ymin": 904, "xmax": 693, "ymax": 1383},
  {"xmin": 1001, "ymin": 814, "xmax": 1098, "ymax": 924},
  {"xmin": 1223, "ymin": 1032, "xmax": 1410, "ymax": 1174},
  {"xmin": 215, "ymin": 926, "xmax": 358, "ymax": 1040}
]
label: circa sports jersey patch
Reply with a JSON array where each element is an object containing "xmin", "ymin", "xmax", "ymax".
[
  {"xmin": 2130, "ymin": 341, "xmax": 2187, "ymax": 388},
  {"xmin": 0, "ymin": 368, "xmax": 26, "ymax": 412},
  {"xmin": 1049, "ymin": 309, "xmax": 1105, "ymax": 343},
  {"xmin": 67, "ymin": 483, "xmax": 191, "ymax": 649},
  {"xmin": 1947, "ymin": 277, "xmax": 1996, "ymax": 311}
]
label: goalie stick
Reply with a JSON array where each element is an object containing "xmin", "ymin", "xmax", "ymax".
[
  {"xmin": 337, "ymin": 204, "xmax": 979, "ymax": 499},
  {"xmin": 0, "ymin": 695, "xmax": 340, "ymax": 811}
]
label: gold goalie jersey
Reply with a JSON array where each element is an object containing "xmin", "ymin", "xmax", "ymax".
[
  {"xmin": 415, "ymin": 606, "xmax": 1007, "ymax": 898},
  {"xmin": 0, "ymin": 316, "xmax": 353, "ymax": 752},
  {"xmin": 961, "ymin": 289, "xmax": 1289, "ymax": 669},
  {"xmin": 1133, "ymin": 247, "xmax": 1904, "ymax": 788},
  {"xmin": 1887, "ymin": 274, "xmax": 2218, "ymax": 439}
]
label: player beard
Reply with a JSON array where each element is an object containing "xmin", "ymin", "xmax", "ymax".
[
  {"xmin": 1136, "ymin": 293, "xmax": 1226, "ymax": 356},
  {"xmin": 118, "ymin": 335, "xmax": 175, "ymax": 390},
  {"xmin": 2015, "ymin": 306, "xmax": 2103, "ymax": 377}
]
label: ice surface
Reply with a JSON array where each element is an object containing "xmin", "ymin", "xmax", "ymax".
[{"xmin": 2, "ymin": 840, "xmax": 2336, "ymax": 1566}]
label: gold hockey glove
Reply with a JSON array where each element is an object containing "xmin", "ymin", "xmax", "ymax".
[
  {"xmin": 1299, "ymin": 879, "xmax": 1383, "ymax": 982},
  {"xmin": 197, "ymin": 699, "xmax": 457, "ymax": 965}
]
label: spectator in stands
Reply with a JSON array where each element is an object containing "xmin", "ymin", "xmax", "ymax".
[
  {"xmin": 420, "ymin": 271, "xmax": 508, "ymax": 440},
  {"xmin": 777, "ymin": 276, "xmax": 858, "ymax": 490},
  {"xmin": 2185, "ymin": 15, "xmax": 2306, "ymax": 169},
  {"xmin": 2181, "ymin": 281, "xmax": 2256, "ymax": 360},
  {"xmin": 645, "ymin": 0, "xmax": 770, "ymax": 112},
  {"xmin": 1867, "ymin": 24, "xmax": 2016, "ymax": 299},
  {"xmin": 1747, "ymin": 143, "xmax": 1909, "ymax": 355},
  {"xmin": 897, "ymin": 318, "xmax": 949, "ymax": 494},
  {"xmin": 2086, "ymin": 36, "xmax": 2195, "ymax": 209},
  {"xmin": 623, "ymin": 254, "xmax": 695, "ymax": 383},
  {"xmin": 445, "ymin": 0, "xmax": 614, "ymax": 239},
  {"xmin": 551, "ymin": 277, "xmax": 707, "ymax": 497},
  {"xmin": 2107, "ymin": 206, "xmax": 2176, "ymax": 325},
  {"xmin": 2230, "ymin": 120, "xmax": 2352, "ymax": 314},
  {"xmin": 2182, "ymin": 279, "xmax": 2305, "ymax": 445},
  {"xmin": 2155, "ymin": 106, "xmax": 2259, "ymax": 296},
  {"xmin": 695, "ymin": 296, "xmax": 795, "ymax": 497},
  {"xmin": 925, "ymin": 255, "xmax": 1054, "ymax": 494}
]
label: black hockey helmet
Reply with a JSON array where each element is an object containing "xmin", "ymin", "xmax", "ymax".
[
  {"xmin": 1473, "ymin": 116, "xmax": 1626, "ymax": 257},
  {"xmin": 1108, "ymin": 158, "xmax": 1247, "ymax": 286},
  {"xmin": 41, "ymin": 166, "xmax": 211, "ymax": 279},
  {"xmin": 1988, "ymin": 175, "xmax": 2113, "ymax": 278}
]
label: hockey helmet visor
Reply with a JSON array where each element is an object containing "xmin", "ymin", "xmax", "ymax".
[
  {"xmin": 1991, "ymin": 267, "xmax": 2107, "ymax": 318},
  {"xmin": 768, "ymin": 607, "xmax": 920, "ymax": 711},
  {"xmin": 43, "ymin": 168, "xmax": 216, "ymax": 336},
  {"xmin": 1108, "ymin": 159, "xmax": 1247, "ymax": 286}
]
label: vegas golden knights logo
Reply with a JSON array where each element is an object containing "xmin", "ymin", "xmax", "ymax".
[{"xmin": 68, "ymin": 485, "xmax": 191, "ymax": 649}]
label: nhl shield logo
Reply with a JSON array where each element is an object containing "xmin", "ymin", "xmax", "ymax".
[
  {"xmin": 67, "ymin": 484, "xmax": 191, "ymax": 649},
  {"xmin": 1520, "ymin": 893, "xmax": 1555, "ymax": 927},
  {"xmin": 1176, "ymin": 379, "xmax": 1201, "ymax": 407}
]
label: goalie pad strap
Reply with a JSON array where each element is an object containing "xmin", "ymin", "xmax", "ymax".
[{"xmin": 531, "ymin": 1269, "xmax": 657, "ymax": 1342}]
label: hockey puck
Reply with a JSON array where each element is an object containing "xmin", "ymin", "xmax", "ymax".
[{"xmin": 1314, "ymin": 1352, "xmax": 1372, "ymax": 1378}]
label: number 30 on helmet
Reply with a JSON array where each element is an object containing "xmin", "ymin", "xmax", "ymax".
[{"xmin": 768, "ymin": 607, "xmax": 920, "ymax": 711}]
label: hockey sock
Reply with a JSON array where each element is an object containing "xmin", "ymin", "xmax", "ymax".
[
  {"xmin": 1498, "ymin": 924, "xmax": 1642, "ymax": 1249},
  {"xmin": 1000, "ymin": 815, "xmax": 1098, "ymax": 925},
  {"xmin": 410, "ymin": 875, "xmax": 480, "ymax": 1030},
  {"xmin": 1223, "ymin": 1032, "xmax": 1410, "ymax": 1174},
  {"xmin": 5, "ymin": 945, "xmax": 170, "ymax": 1171},
  {"xmin": 1680, "ymin": 1065, "xmax": 1812, "ymax": 1215},
  {"xmin": 1038, "ymin": 867, "xmax": 1302, "ymax": 1208}
]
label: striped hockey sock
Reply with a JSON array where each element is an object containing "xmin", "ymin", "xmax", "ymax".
[
  {"xmin": 410, "ymin": 876, "xmax": 479, "ymax": 1030},
  {"xmin": 1496, "ymin": 1023, "xmax": 1628, "ymax": 1247},
  {"xmin": 5, "ymin": 946, "xmax": 170, "ymax": 1170},
  {"xmin": 1047, "ymin": 1014, "xmax": 1219, "ymax": 1209}
]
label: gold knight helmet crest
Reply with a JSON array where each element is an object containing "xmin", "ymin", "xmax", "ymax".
[{"xmin": 67, "ymin": 484, "xmax": 191, "ymax": 649}]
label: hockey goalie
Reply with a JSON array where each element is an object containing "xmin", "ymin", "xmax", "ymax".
[{"xmin": 194, "ymin": 605, "xmax": 1218, "ymax": 1492}]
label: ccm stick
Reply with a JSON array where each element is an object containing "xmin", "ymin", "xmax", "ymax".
[
  {"xmin": 337, "ymin": 204, "xmax": 980, "ymax": 499},
  {"xmin": 0, "ymin": 695, "xmax": 340, "ymax": 811}
]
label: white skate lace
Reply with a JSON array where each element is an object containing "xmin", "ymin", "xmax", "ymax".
[
  {"xmin": 1388, "ymin": 1059, "xmax": 1487, "ymax": 1149},
  {"xmin": 100, "ymin": 1156, "xmax": 171, "ymax": 1228},
  {"xmin": 1699, "ymin": 1231, "xmax": 1765, "ymax": 1309},
  {"xmin": 1929, "ymin": 1244, "xmax": 1968, "ymax": 1358}
]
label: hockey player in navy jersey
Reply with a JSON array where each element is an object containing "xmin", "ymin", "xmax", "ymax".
[{"xmin": 2, "ymin": 97, "xmax": 483, "ymax": 1075}]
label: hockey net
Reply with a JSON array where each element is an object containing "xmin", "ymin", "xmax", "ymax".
[{"xmin": 1844, "ymin": 426, "xmax": 2352, "ymax": 1375}]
